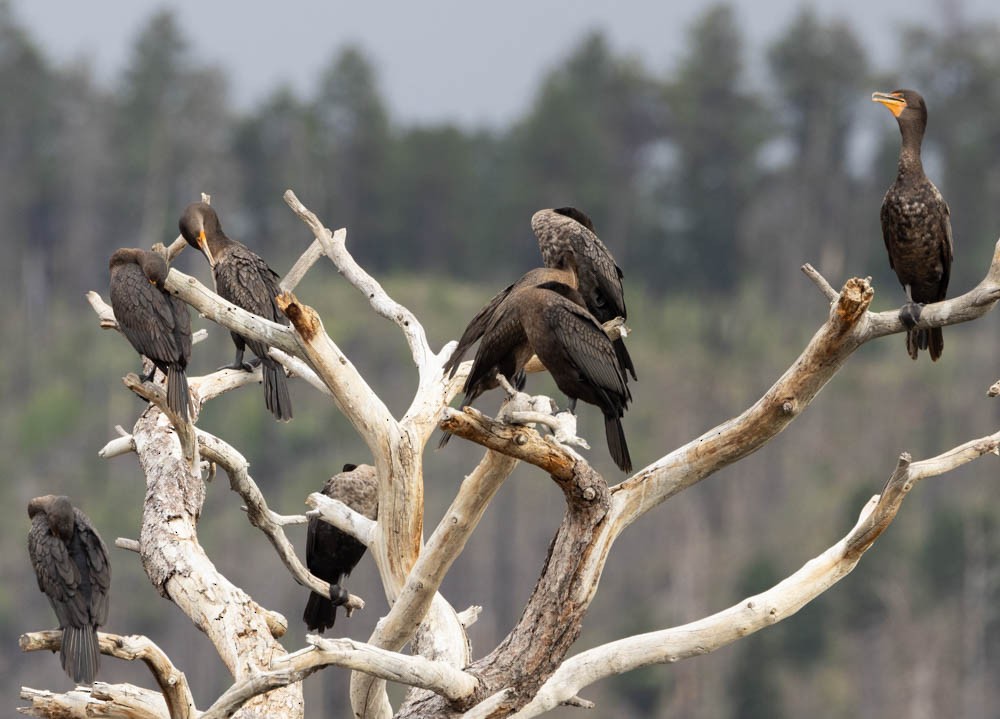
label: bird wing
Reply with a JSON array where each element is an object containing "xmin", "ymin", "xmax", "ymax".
[
  {"xmin": 214, "ymin": 246, "xmax": 287, "ymax": 325},
  {"xmin": 444, "ymin": 281, "xmax": 517, "ymax": 377},
  {"xmin": 936, "ymin": 198, "xmax": 954, "ymax": 300},
  {"xmin": 571, "ymin": 231, "xmax": 627, "ymax": 324},
  {"xmin": 879, "ymin": 194, "xmax": 897, "ymax": 272},
  {"xmin": 111, "ymin": 265, "xmax": 184, "ymax": 364},
  {"xmin": 542, "ymin": 301, "xmax": 630, "ymax": 404},
  {"xmin": 463, "ymin": 304, "xmax": 527, "ymax": 404},
  {"xmin": 74, "ymin": 509, "xmax": 111, "ymax": 625},
  {"xmin": 28, "ymin": 516, "xmax": 88, "ymax": 628}
]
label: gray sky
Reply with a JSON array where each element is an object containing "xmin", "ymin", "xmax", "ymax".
[{"xmin": 11, "ymin": 0, "xmax": 998, "ymax": 127}]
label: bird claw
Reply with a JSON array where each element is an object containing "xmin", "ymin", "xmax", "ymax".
[{"xmin": 899, "ymin": 301, "xmax": 924, "ymax": 330}]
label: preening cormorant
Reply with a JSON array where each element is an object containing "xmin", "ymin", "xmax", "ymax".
[
  {"xmin": 109, "ymin": 248, "xmax": 192, "ymax": 421},
  {"xmin": 465, "ymin": 278, "xmax": 633, "ymax": 472},
  {"xmin": 873, "ymin": 89, "xmax": 953, "ymax": 360},
  {"xmin": 27, "ymin": 495, "xmax": 110, "ymax": 685},
  {"xmin": 531, "ymin": 208, "xmax": 636, "ymax": 381},
  {"xmin": 304, "ymin": 464, "xmax": 378, "ymax": 632},
  {"xmin": 179, "ymin": 202, "xmax": 293, "ymax": 420}
]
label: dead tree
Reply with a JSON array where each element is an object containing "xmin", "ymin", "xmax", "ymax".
[{"xmin": 19, "ymin": 189, "xmax": 1000, "ymax": 718}]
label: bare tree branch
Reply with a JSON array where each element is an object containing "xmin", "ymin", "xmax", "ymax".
[
  {"xmin": 511, "ymin": 432, "xmax": 1000, "ymax": 717},
  {"xmin": 197, "ymin": 429, "xmax": 365, "ymax": 613},
  {"xmin": 199, "ymin": 634, "xmax": 481, "ymax": 719},
  {"xmin": 20, "ymin": 631, "xmax": 195, "ymax": 719},
  {"xmin": 19, "ymin": 683, "xmax": 169, "ymax": 719},
  {"xmin": 282, "ymin": 190, "xmax": 432, "ymax": 370}
]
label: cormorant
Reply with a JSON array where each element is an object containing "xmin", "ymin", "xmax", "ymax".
[
  {"xmin": 179, "ymin": 202, "xmax": 293, "ymax": 420},
  {"xmin": 873, "ymin": 89, "xmax": 953, "ymax": 360},
  {"xmin": 531, "ymin": 208, "xmax": 636, "ymax": 381},
  {"xmin": 304, "ymin": 464, "xmax": 378, "ymax": 632},
  {"xmin": 465, "ymin": 278, "xmax": 633, "ymax": 472},
  {"xmin": 27, "ymin": 495, "xmax": 111, "ymax": 685},
  {"xmin": 109, "ymin": 248, "xmax": 192, "ymax": 421}
]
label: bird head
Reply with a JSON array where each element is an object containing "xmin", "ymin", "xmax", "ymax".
[
  {"xmin": 872, "ymin": 89, "xmax": 928, "ymax": 129},
  {"xmin": 179, "ymin": 201, "xmax": 220, "ymax": 267}
]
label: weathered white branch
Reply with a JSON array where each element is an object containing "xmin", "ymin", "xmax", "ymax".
[
  {"xmin": 129, "ymin": 402, "xmax": 301, "ymax": 717},
  {"xmin": 117, "ymin": 537, "xmax": 142, "ymax": 553},
  {"xmin": 513, "ymin": 430, "xmax": 1000, "ymax": 717},
  {"xmin": 200, "ymin": 634, "xmax": 480, "ymax": 719},
  {"xmin": 281, "ymin": 238, "xmax": 326, "ymax": 293},
  {"xmin": 19, "ymin": 683, "xmax": 169, "ymax": 719},
  {"xmin": 99, "ymin": 433, "xmax": 136, "ymax": 458},
  {"xmin": 307, "ymin": 493, "xmax": 378, "ymax": 547},
  {"xmin": 283, "ymin": 189, "xmax": 432, "ymax": 371},
  {"xmin": 163, "ymin": 268, "xmax": 300, "ymax": 355},
  {"xmin": 20, "ymin": 631, "xmax": 195, "ymax": 719},
  {"xmin": 198, "ymin": 430, "xmax": 365, "ymax": 613}
]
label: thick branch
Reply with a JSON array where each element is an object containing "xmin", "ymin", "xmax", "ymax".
[
  {"xmin": 20, "ymin": 631, "xmax": 195, "ymax": 719},
  {"xmin": 162, "ymin": 268, "xmax": 300, "ymax": 355},
  {"xmin": 439, "ymin": 406, "xmax": 578, "ymax": 480},
  {"xmin": 19, "ymin": 683, "xmax": 169, "ymax": 719},
  {"xmin": 308, "ymin": 492, "xmax": 377, "ymax": 547},
  {"xmin": 513, "ymin": 430, "xmax": 1000, "ymax": 717}
]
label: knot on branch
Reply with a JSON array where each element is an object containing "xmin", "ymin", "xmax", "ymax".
[
  {"xmin": 276, "ymin": 291, "xmax": 319, "ymax": 342},
  {"xmin": 833, "ymin": 277, "xmax": 874, "ymax": 327}
]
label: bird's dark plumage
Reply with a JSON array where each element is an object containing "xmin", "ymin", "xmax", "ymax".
[
  {"xmin": 465, "ymin": 278, "xmax": 633, "ymax": 472},
  {"xmin": 179, "ymin": 202, "xmax": 293, "ymax": 420},
  {"xmin": 109, "ymin": 248, "xmax": 192, "ymax": 421},
  {"xmin": 27, "ymin": 495, "xmax": 110, "ymax": 685},
  {"xmin": 532, "ymin": 208, "xmax": 636, "ymax": 381},
  {"xmin": 304, "ymin": 464, "xmax": 378, "ymax": 632},
  {"xmin": 873, "ymin": 89, "xmax": 953, "ymax": 360}
]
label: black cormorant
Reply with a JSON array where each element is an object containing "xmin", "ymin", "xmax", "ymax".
[
  {"xmin": 304, "ymin": 464, "xmax": 378, "ymax": 632},
  {"xmin": 27, "ymin": 495, "xmax": 111, "ymax": 685},
  {"xmin": 109, "ymin": 248, "xmax": 192, "ymax": 421},
  {"xmin": 873, "ymin": 89, "xmax": 953, "ymax": 360},
  {"xmin": 465, "ymin": 278, "xmax": 632, "ymax": 472},
  {"xmin": 179, "ymin": 202, "xmax": 293, "ymax": 420},
  {"xmin": 531, "ymin": 208, "xmax": 636, "ymax": 380}
]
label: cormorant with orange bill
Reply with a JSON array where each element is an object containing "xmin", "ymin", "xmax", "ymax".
[
  {"xmin": 304, "ymin": 464, "xmax": 378, "ymax": 632},
  {"xmin": 109, "ymin": 248, "xmax": 192, "ymax": 421},
  {"xmin": 873, "ymin": 89, "xmax": 953, "ymax": 360},
  {"xmin": 464, "ymin": 277, "xmax": 632, "ymax": 472},
  {"xmin": 531, "ymin": 207, "xmax": 636, "ymax": 381},
  {"xmin": 27, "ymin": 495, "xmax": 111, "ymax": 685},
  {"xmin": 179, "ymin": 202, "xmax": 293, "ymax": 420}
]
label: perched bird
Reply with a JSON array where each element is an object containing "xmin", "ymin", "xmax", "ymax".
[
  {"xmin": 179, "ymin": 202, "xmax": 293, "ymax": 420},
  {"xmin": 531, "ymin": 207, "xmax": 636, "ymax": 381},
  {"xmin": 109, "ymin": 248, "xmax": 192, "ymax": 421},
  {"xmin": 873, "ymin": 89, "xmax": 953, "ymax": 360},
  {"xmin": 464, "ymin": 278, "xmax": 633, "ymax": 472},
  {"xmin": 27, "ymin": 495, "xmax": 111, "ymax": 685},
  {"xmin": 304, "ymin": 464, "xmax": 378, "ymax": 632}
]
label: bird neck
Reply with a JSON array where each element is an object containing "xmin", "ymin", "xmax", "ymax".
[{"xmin": 896, "ymin": 123, "xmax": 925, "ymax": 179}]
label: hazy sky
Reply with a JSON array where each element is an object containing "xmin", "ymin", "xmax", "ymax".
[{"xmin": 10, "ymin": 0, "xmax": 998, "ymax": 127}]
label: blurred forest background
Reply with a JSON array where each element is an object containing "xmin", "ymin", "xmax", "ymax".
[{"xmin": 5, "ymin": 1, "xmax": 1000, "ymax": 717}]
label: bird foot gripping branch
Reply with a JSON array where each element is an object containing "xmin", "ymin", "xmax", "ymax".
[{"xmin": 495, "ymin": 375, "xmax": 591, "ymax": 451}]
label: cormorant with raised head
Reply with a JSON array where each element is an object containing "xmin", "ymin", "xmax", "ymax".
[
  {"xmin": 304, "ymin": 464, "xmax": 378, "ymax": 632},
  {"xmin": 27, "ymin": 495, "xmax": 111, "ymax": 685},
  {"xmin": 109, "ymin": 248, "xmax": 192, "ymax": 421},
  {"xmin": 531, "ymin": 207, "xmax": 636, "ymax": 381},
  {"xmin": 465, "ymin": 278, "xmax": 633, "ymax": 472},
  {"xmin": 873, "ymin": 89, "xmax": 953, "ymax": 360},
  {"xmin": 179, "ymin": 202, "xmax": 293, "ymax": 420}
]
